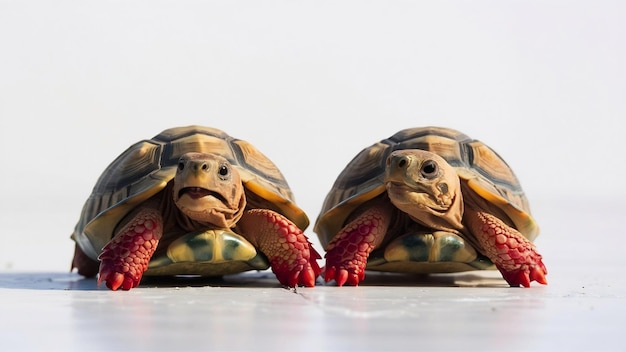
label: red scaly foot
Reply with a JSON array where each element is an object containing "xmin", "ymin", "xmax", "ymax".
[
  {"xmin": 324, "ymin": 206, "xmax": 389, "ymax": 286},
  {"xmin": 237, "ymin": 209, "xmax": 322, "ymax": 287},
  {"xmin": 470, "ymin": 211, "xmax": 547, "ymax": 287},
  {"xmin": 98, "ymin": 208, "xmax": 163, "ymax": 291}
]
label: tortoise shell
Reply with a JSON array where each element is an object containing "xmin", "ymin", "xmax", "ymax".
[
  {"xmin": 314, "ymin": 126, "xmax": 539, "ymax": 273},
  {"xmin": 72, "ymin": 125, "xmax": 308, "ymax": 276}
]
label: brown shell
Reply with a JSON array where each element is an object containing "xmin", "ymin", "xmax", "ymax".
[
  {"xmin": 72, "ymin": 125, "xmax": 308, "ymax": 261},
  {"xmin": 314, "ymin": 127, "xmax": 538, "ymax": 251}
]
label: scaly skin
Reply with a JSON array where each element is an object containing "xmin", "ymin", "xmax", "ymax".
[
  {"xmin": 97, "ymin": 208, "xmax": 163, "ymax": 291},
  {"xmin": 467, "ymin": 210, "xmax": 547, "ymax": 287},
  {"xmin": 323, "ymin": 205, "xmax": 390, "ymax": 286},
  {"xmin": 237, "ymin": 209, "xmax": 322, "ymax": 287}
]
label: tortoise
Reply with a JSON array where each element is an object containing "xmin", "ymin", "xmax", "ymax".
[
  {"xmin": 71, "ymin": 125, "xmax": 321, "ymax": 290},
  {"xmin": 314, "ymin": 126, "xmax": 547, "ymax": 287}
]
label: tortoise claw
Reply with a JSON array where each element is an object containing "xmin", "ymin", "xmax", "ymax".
[
  {"xmin": 323, "ymin": 266, "xmax": 336, "ymax": 284},
  {"xmin": 98, "ymin": 263, "xmax": 142, "ymax": 291},
  {"xmin": 335, "ymin": 268, "xmax": 349, "ymax": 287},
  {"xmin": 98, "ymin": 270, "xmax": 137, "ymax": 291},
  {"xmin": 530, "ymin": 265, "xmax": 548, "ymax": 285},
  {"xmin": 272, "ymin": 256, "xmax": 321, "ymax": 288},
  {"xmin": 499, "ymin": 262, "xmax": 548, "ymax": 288},
  {"xmin": 298, "ymin": 266, "xmax": 318, "ymax": 287},
  {"xmin": 323, "ymin": 265, "xmax": 363, "ymax": 286}
]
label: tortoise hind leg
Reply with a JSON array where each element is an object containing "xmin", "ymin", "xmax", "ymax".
[
  {"xmin": 71, "ymin": 243, "xmax": 99, "ymax": 278},
  {"xmin": 466, "ymin": 209, "xmax": 547, "ymax": 287}
]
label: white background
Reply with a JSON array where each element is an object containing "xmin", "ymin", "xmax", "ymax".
[{"xmin": 1, "ymin": 1, "xmax": 624, "ymax": 271}]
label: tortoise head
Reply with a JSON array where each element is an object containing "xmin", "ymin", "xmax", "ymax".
[
  {"xmin": 384, "ymin": 149, "xmax": 464, "ymax": 230},
  {"xmin": 173, "ymin": 152, "xmax": 246, "ymax": 228}
]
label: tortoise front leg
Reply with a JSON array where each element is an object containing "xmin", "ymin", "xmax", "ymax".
[
  {"xmin": 237, "ymin": 209, "xmax": 322, "ymax": 287},
  {"xmin": 465, "ymin": 209, "xmax": 547, "ymax": 287},
  {"xmin": 323, "ymin": 202, "xmax": 392, "ymax": 286},
  {"xmin": 98, "ymin": 207, "xmax": 163, "ymax": 290}
]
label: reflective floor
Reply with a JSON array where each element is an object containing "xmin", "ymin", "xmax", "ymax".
[{"xmin": 1, "ymin": 198, "xmax": 624, "ymax": 351}]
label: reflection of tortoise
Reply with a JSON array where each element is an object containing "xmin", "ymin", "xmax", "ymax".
[
  {"xmin": 315, "ymin": 127, "xmax": 547, "ymax": 287},
  {"xmin": 71, "ymin": 125, "xmax": 320, "ymax": 290}
]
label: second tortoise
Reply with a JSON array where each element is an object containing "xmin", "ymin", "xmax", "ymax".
[{"xmin": 314, "ymin": 126, "xmax": 547, "ymax": 287}]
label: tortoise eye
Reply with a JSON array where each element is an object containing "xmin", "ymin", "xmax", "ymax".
[
  {"xmin": 218, "ymin": 164, "xmax": 230, "ymax": 178},
  {"xmin": 420, "ymin": 160, "xmax": 439, "ymax": 179},
  {"xmin": 178, "ymin": 161, "xmax": 185, "ymax": 171}
]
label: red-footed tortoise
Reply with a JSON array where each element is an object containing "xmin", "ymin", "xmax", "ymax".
[
  {"xmin": 71, "ymin": 125, "xmax": 321, "ymax": 290},
  {"xmin": 314, "ymin": 127, "xmax": 547, "ymax": 287}
]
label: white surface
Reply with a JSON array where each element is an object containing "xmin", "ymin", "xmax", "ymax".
[{"xmin": 1, "ymin": 1, "xmax": 625, "ymax": 351}]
